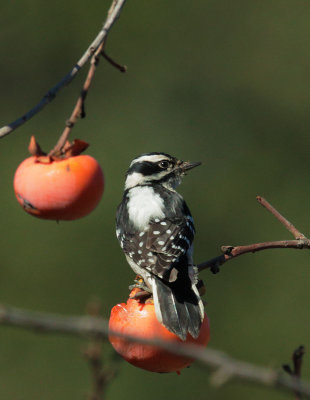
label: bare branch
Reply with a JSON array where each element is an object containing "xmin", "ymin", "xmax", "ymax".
[
  {"xmin": 1, "ymin": 304, "xmax": 310, "ymax": 398},
  {"xmin": 48, "ymin": 41, "xmax": 105, "ymax": 156},
  {"xmin": 256, "ymin": 196, "xmax": 306, "ymax": 240},
  {"xmin": 0, "ymin": 0, "xmax": 127, "ymax": 138},
  {"xmin": 198, "ymin": 239, "xmax": 310, "ymax": 273},
  {"xmin": 198, "ymin": 197, "xmax": 310, "ymax": 273}
]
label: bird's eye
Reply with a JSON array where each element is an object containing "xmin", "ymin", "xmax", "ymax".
[{"xmin": 159, "ymin": 160, "xmax": 170, "ymax": 169}]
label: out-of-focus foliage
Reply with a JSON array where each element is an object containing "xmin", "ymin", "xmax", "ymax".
[{"xmin": 1, "ymin": 1, "xmax": 310, "ymax": 399}]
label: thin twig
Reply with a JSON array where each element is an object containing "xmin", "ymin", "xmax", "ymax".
[
  {"xmin": 84, "ymin": 300, "xmax": 105, "ymax": 400},
  {"xmin": 198, "ymin": 197, "xmax": 310, "ymax": 273},
  {"xmin": 84, "ymin": 341, "xmax": 105, "ymax": 400},
  {"xmin": 84, "ymin": 300, "xmax": 119, "ymax": 400},
  {"xmin": 101, "ymin": 50, "xmax": 127, "ymax": 72},
  {"xmin": 0, "ymin": 0, "xmax": 127, "ymax": 138},
  {"xmin": 293, "ymin": 346, "xmax": 306, "ymax": 377},
  {"xmin": 256, "ymin": 196, "xmax": 306, "ymax": 240},
  {"xmin": 48, "ymin": 41, "xmax": 105, "ymax": 156},
  {"xmin": 1, "ymin": 304, "xmax": 310, "ymax": 398},
  {"xmin": 84, "ymin": 343, "xmax": 118, "ymax": 400}
]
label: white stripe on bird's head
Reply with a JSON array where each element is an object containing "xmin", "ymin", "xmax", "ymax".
[{"xmin": 129, "ymin": 153, "xmax": 172, "ymax": 167}]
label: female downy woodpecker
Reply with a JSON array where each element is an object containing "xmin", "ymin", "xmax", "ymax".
[{"xmin": 116, "ymin": 152, "xmax": 204, "ymax": 341}]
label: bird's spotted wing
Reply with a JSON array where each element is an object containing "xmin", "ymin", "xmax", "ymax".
[
  {"xmin": 145, "ymin": 217, "xmax": 195, "ymax": 279},
  {"xmin": 119, "ymin": 216, "xmax": 195, "ymax": 282}
]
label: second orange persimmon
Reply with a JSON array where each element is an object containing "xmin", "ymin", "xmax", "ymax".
[
  {"xmin": 109, "ymin": 289, "xmax": 210, "ymax": 373},
  {"xmin": 14, "ymin": 155, "xmax": 104, "ymax": 221}
]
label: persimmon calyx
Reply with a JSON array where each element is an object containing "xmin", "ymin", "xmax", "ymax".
[
  {"xmin": 28, "ymin": 136, "xmax": 46, "ymax": 157},
  {"xmin": 28, "ymin": 136, "xmax": 89, "ymax": 162}
]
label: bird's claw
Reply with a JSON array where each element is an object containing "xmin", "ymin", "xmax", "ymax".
[
  {"xmin": 129, "ymin": 276, "xmax": 153, "ymax": 300},
  {"xmin": 129, "ymin": 281, "xmax": 152, "ymax": 293},
  {"xmin": 129, "ymin": 289, "xmax": 152, "ymax": 301}
]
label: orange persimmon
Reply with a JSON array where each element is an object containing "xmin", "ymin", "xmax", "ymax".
[
  {"xmin": 13, "ymin": 155, "xmax": 104, "ymax": 220},
  {"xmin": 109, "ymin": 289, "xmax": 210, "ymax": 373}
]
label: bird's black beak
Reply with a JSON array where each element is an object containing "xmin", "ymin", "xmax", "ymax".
[{"xmin": 179, "ymin": 160, "xmax": 202, "ymax": 172}]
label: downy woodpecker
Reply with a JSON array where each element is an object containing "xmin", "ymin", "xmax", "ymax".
[{"xmin": 116, "ymin": 152, "xmax": 204, "ymax": 340}]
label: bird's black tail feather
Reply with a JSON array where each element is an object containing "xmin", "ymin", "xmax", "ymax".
[{"xmin": 151, "ymin": 274, "xmax": 204, "ymax": 341}]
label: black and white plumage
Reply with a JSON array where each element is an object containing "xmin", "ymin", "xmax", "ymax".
[{"xmin": 116, "ymin": 152, "xmax": 204, "ymax": 341}]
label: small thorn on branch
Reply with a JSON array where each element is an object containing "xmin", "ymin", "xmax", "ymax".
[
  {"xmin": 283, "ymin": 364, "xmax": 293, "ymax": 375},
  {"xmin": 102, "ymin": 50, "xmax": 127, "ymax": 72},
  {"xmin": 221, "ymin": 246, "xmax": 234, "ymax": 255},
  {"xmin": 293, "ymin": 346, "xmax": 305, "ymax": 378},
  {"xmin": 210, "ymin": 264, "xmax": 220, "ymax": 274},
  {"xmin": 282, "ymin": 345, "xmax": 305, "ymax": 400},
  {"xmin": 80, "ymin": 89, "xmax": 87, "ymax": 118},
  {"xmin": 65, "ymin": 120, "xmax": 75, "ymax": 128}
]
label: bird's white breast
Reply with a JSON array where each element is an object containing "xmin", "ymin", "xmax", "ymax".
[{"xmin": 127, "ymin": 186, "xmax": 165, "ymax": 230}]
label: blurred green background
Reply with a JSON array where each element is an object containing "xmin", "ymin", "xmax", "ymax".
[{"xmin": 1, "ymin": 0, "xmax": 310, "ymax": 399}]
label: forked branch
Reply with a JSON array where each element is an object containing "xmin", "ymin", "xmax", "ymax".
[
  {"xmin": 198, "ymin": 196, "xmax": 310, "ymax": 273},
  {"xmin": 0, "ymin": 0, "xmax": 127, "ymax": 138}
]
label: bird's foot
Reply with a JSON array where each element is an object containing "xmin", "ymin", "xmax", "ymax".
[
  {"xmin": 129, "ymin": 276, "xmax": 152, "ymax": 300},
  {"xmin": 129, "ymin": 281, "xmax": 152, "ymax": 293},
  {"xmin": 129, "ymin": 289, "xmax": 152, "ymax": 301}
]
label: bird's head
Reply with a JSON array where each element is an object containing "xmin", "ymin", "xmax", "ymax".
[{"xmin": 124, "ymin": 152, "xmax": 201, "ymax": 190}]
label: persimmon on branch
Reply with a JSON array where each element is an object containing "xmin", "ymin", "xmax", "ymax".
[
  {"xmin": 0, "ymin": 0, "xmax": 127, "ymax": 139},
  {"xmin": 10, "ymin": 0, "xmax": 127, "ymax": 224}
]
